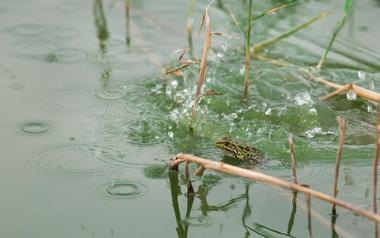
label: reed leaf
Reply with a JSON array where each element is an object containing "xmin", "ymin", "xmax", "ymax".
[{"xmin": 317, "ymin": 0, "xmax": 354, "ymax": 69}]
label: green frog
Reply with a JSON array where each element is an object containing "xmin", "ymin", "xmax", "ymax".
[{"xmin": 215, "ymin": 137, "xmax": 262, "ymax": 161}]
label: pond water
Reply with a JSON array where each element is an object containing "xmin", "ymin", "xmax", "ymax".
[{"xmin": 1, "ymin": 0, "xmax": 380, "ymax": 237}]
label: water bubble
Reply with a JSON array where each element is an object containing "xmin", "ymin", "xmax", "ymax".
[
  {"xmin": 346, "ymin": 90, "xmax": 357, "ymax": 101},
  {"xmin": 265, "ymin": 108, "xmax": 272, "ymax": 115},
  {"xmin": 357, "ymin": 71, "xmax": 366, "ymax": 80},
  {"xmin": 294, "ymin": 92, "xmax": 312, "ymax": 105},
  {"xmin": 369, "ymin": 80, "xmax": 375, "ymax": 90},
  {"xmin": 308, "ymin": 108, "xmax": 317, "ymax": 115},
  {"xmin": 220, "ymin": 43, "xmax": 228, "ymax": 52},
  {"xmin": 18, "ymin": 121, "xmax": 51, "ymax": 135},
  {"xmin": 216, "ymin": 52, "xmax": 224, "ymax": 58},
  {"xmin": 368, "ymin": 105, "xmax": 376, "ymax": 113},
  {"xmin": 104, "ymin": 180, "xmax": 148, "ymax": 198},
  {"xmin": 170, "ymin": 80, "xmax": 178, "ymax": 89},
  {"xmin": 239, "ymin": 65, "xmax": 245, "ymax": 75},
  {"xmin": 168, "ymin": 131, "xmax": 174, "ymax": 138}
]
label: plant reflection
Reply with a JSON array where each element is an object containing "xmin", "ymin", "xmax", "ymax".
[{"xmin": 93, "ymin": 0, "xmax": 112, "ymax": 86}]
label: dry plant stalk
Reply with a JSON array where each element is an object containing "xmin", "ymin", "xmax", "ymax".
[
  {"xmin": 191, "ymin": 1, "xmax": 213, "ymax": 119},
  {"xmin": 373, "ymin": 105, "xmax": 380, "ymax": 238},
  {"xmin": 169, "ymin": 153, "xmax": 380, "ymax": 223},
  {"xmin": 332, "ymin": 116, "xmax": 346, "ymax": 215},
  {"xmin": 288, "ymin": 134, "xmax": 298, "ymax": 184}
]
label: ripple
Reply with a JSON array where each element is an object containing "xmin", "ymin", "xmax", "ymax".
[
  {"xmin": 95, "ymin": 84, "xmax": 128, "ymax": 101},
  {"xmin": 44, "ymin": 48, "xmax": 88, "ymax": 63},
  {"xmin": 18, "ymin": 121, "xmax": 51, "ymax": 135},
  {"xmin": 183, "ymin": 216, "xmax": 213, "ymax": 227},
  {"xmin": 123, "ymin": 119, "xmax": 166, "ymax": 145},
  {"xmin": 12, "ymin": 41, "xmax": 56, "ymax": 59},
  {"xmin": 49, "ymin": 27, "xmax": 77, "ymax": 38},
  {"xmin": 11, "ymin": 24, "xmax": 45, "ymax": 36},
  {"xmin": 57, "ymin": 3, "xmax": 83, "ymax": 12},
  {"xmin": 29, "ymin": 144, "xmax": 115, "ymax": 176},
  {"xmin": 103, "ymin": 180, "xmax": 148, "ymax": 198},
  {"xmin": 46, "ymin": 90, "xmax": 94, "ymax": 111},
  {"xmin": 143, "ymin": 164, "xmax": 167, "ymax": 178}
]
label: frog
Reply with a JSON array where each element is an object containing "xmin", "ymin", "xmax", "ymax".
[{"xmin": 215, "ymin": 137, "xmax": 262, "ymax": 161}]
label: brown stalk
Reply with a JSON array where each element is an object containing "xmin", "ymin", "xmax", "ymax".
[
  {"xmin": 373, "ymin": 105, "xmax": 380, "ymax": 238},
  {"xmin": 169, "ymin": 153, "xmax": 380, "ymax": 223},
  {"xmin": 332, "ymin": 116, "xmax": 346, "ymax": 215},
  {"xmin": 191, "ymin": 1, "xmax": 213, "ymax": 120},
  {"xmin": 288, "ymin": 134, "xmax": 298, "ymax": 184}
]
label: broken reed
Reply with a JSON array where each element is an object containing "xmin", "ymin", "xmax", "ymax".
[
  {"xmin": 317, "ymin": 0, "xmax": 353, "ymax": 69},
  {"xmin": 288, "ymin": 134, "xmax": 298, "ymax": 184},
  {"xmin": 243, "ymin": 0, "xmax": 253, "ymax": 100}
]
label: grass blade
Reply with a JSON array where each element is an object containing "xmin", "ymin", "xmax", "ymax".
[{"xmin": 316, "ymin": 0, "xmax": 354, "ymax": 69}]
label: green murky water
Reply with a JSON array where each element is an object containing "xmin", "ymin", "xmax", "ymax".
[{"xmin": 1, "ymin": 0, "xmax": 380, "ymax": 237}]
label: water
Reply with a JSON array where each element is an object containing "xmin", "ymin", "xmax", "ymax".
[{"xmin": 1, "ymin": 0, "xmax": 380, "ymax": 237}]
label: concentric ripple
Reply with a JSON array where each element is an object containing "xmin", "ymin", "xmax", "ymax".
[
  {"xmin": 95, "ymin": 84, "xmax": 128, "ymax": 101},
  {"xmin": 29, "ymin": 144, "xmax": 116, "ymax": 176},
  {"xmin": 18, "ymin": 121, "xmax": 51, "ymax": 135},
  {"xmin": 11, "ymin": 24, "xmax": 44, "ymax": 36},
  {"xmin": 12, "ymin": 41, "xmax": 56, "ymax": 59},
  {"xmin": 46, "ymin": 90, "xmax": 95, "ymax": 111},
  {"xmin": 44, "ymin": 48, "xmax": 88, "ymax": 63},
  {"xmin": 103, "ymin": 180, "xmax": 148, "ymax": 198}
]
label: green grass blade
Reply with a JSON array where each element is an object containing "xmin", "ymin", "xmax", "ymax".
[
  {"xmin": 317, "ymin": 0, "xmax": 354, "ymax": 69},
  {"xmin": 254, "ymin": 12, "xmax": 329, "ymax": 52},
  {"xmin": 252, "ymin": 0, "xmax": 299, "ymax": 22}
]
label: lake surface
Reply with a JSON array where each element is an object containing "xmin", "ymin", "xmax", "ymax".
[{"xmin": 1, "ymin": 0, "xmax": 380, "ymax": 237}]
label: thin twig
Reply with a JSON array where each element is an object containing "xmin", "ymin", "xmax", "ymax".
[
  {"xmin": 332, "ymin": 116, "xmax": 346, "ymax": 215},
  {"xmin": 169, "ymin": 153, "xmax": 380, "ymax": 223}
]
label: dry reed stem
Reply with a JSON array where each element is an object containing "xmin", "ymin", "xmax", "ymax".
[
  {"xmin": 332, "ymin": 116, "xmax": 346, "ymax": 215},
  {"xmin": 169, "ymin": 153, "xmax": 380, "ymax": 223},
  {"xmin": 191, "ymin": 1, "xmax": 213, "ymax": 119},
  {"xmin": 373, "ymin": 105, "xmax": 380, "ymax": 238},
  {"xmin": 288, "ymin": 134, "xmax": 298, "ymax": 184}
]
